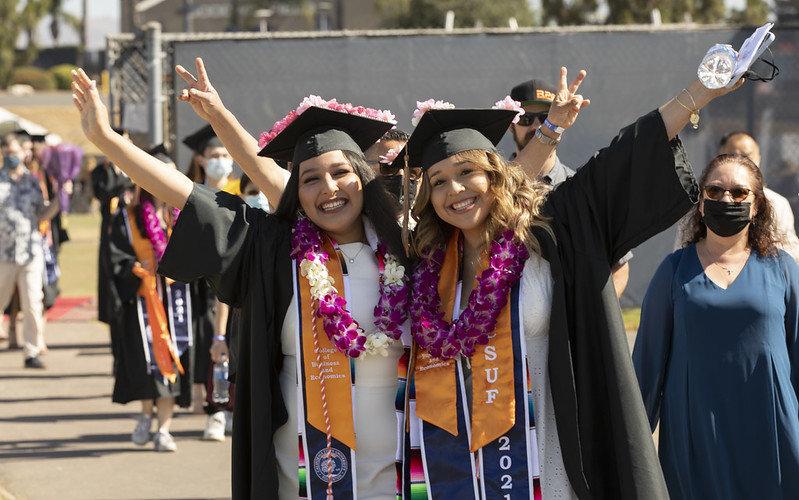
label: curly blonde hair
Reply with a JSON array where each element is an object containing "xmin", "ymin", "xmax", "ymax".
[{"xmin": 411, "ymin": 149, "xmax": 553, "ymax": 258}]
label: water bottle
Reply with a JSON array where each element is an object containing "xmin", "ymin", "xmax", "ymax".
[
  {"xmin": 212, "ymin": 355, "xmax": 230, "ymax": 404},
  {"xmin": 698, "ymin": 44, "xmax": 737, "ymax": 89}
]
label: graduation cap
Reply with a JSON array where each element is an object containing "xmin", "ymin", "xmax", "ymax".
[
  {"xmin": 390, "ymin": 108, "xmax": 518, "ymax": 172},
  {"xmin": 181, "ymin": 124, "xmax": 224, "ymax": 154},
  {"xmin": 258, "ymin": 106, "xmax": 394, "ymax": 167},
  {"xmin": 148, "ymin": 144, "xmax": 174, "ymax": 165}
]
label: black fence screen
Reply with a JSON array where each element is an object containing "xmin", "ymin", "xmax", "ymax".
[{"xmin": 159, "ymin": 26, "xmax": 799, "ymax": 307}]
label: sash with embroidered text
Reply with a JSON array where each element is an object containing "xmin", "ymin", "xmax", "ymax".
[
  {"xmin": 293, "ymin": 221, "xmax": 410, "ymax": 499},
  {"xmin": 124, "ymin": 208, "xmax": 192, "ymax": 384},
  {"xmin": 406, "ymin": 231, "xmax": 541, "ymax": 499}
]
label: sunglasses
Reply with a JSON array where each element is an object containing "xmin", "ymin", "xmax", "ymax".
[
  {"xmin": 703, "ymin": 185, "xmax": 753, "ymax": 202},
  {"xmin": 379, "ymin": 163, "xmax": 423, "ymax": 180},
  {"xmin": 517, "ymin": 112, "xmax": 548, "ymax": 127}
]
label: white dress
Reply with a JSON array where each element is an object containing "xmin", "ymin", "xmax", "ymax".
[
  {"xmin": 273, "ymin": 242, "xmax": 402, "ymax": 500},
  {"xmin": 521, "ymin": 253, "xmax": 579, "ymax": 499}
]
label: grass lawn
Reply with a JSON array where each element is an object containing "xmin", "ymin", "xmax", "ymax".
[
  {"xmin": 58, "ymin": 212, "xmax": 100, "ymax": 297},
  {"xmin": 622, "ymin": 307, "xmax": 641, "ymax": 333}
]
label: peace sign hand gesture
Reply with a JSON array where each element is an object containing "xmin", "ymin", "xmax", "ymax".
[
  {"xmin": 175, "ymin": 57, "xmax": 226, "ymax": 122},
  {"xmin": 546, "ymin": 67, "xmax": 591, "ymax": 132}
]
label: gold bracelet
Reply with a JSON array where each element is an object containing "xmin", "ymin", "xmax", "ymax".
[
  {"xmin": 681, "ymin": 88, "xmax": 698, "ymax": 109},
  {"xmin": 675, "ymin": 96, "xmax": 700, "ymax": 129}
]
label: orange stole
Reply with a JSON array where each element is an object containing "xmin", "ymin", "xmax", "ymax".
[
  {"xmin": 298, "ymin": 236, "xmax": 357, "ymax": 450},
  {"xmin": 414, "ymin": 231, "xmax": 516, "ymax": 452},
  {"xmin": 128, "ymin": 208, "xmax": 184, "ymax": 383}
]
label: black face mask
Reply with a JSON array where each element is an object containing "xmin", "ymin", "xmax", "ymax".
[
  {"xmin": 744, "ymin": 48, "xmax": 779, "ymax": 83},
  {"xmin": 382, "ymin": 175, "xmax": 418, "ymax": 207},
  {"xmin": 703, "ymin": 199, "xmax": 752, "ymax": 237}
]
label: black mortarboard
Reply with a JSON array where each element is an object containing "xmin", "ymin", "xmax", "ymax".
[
  {"xmin": 510, "ymin": 79, "xmax": 557, "ymax": 107},
  {"xmin": 148, "ymin": 144, "xmax": 174, "ymax": 164},
  {"xmin": 258, "ymin": 107, "xmax": 393, "ymax": 167},
  {"xmin": 390, "ymin": 109, "xmax": 518, "ymax": 172},
  {"xmin": 181, "ymin": 124, "xmax": 224, "ymax": 154}
]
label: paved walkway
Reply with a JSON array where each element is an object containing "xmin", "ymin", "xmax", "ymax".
[{"xmin": 0, "ymin": 312, "xmax": 232, "ymax": 500}]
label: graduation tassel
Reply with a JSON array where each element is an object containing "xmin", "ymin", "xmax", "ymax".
[{"xmin": 402, "ymin": 151, "xmax": 412, "ymax": 258}]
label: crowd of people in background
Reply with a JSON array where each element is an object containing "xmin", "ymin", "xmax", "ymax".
[{"xmin": 3, "ymin": 43, "xmax": 799, "ymax": 499}]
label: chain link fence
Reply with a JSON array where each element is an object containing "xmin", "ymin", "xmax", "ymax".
[{"xmin": 107, "ymin": 25, "xmax": 799, "ymax": 307}]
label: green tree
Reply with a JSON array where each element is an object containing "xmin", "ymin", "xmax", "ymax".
[
  {"xmin": 729, "ymin": 0, "xmax": 770, "ymax": 25},
  {"xmin": 606, "ymin": 0, "xmax": 696, "ymax": 25},
  {"xmin": 0, "ymin": 0, "xmax": 51, "ymax": 88},
  {"xmin": 376, "ymin": 0, "xmax": 534, "ymax": 29},
  {"xmin": 19, "ymin": 0, "xmax": 51, "ymax": 65},
  {"xmin": 47, "ymin": 0, "xmax": 81, "ymax": 47},
  {"xmin": 541, "ymin": 0, "xmax": 598, "ymax": 26},
  {"xmin": 694, "ymin": 0, "xmax": 726, "ymax": 23}
]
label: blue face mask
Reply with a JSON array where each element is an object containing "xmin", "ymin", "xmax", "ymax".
[
  {"xmin": 205, "ymin": 157, "xmax": 233, "ymax": 180},
  {"xmin": 3, "ymin": 156, "xmax": 21, "ymax": 170},
  {"xmin": 245, "ymin": 193, "xmax": 270, "ymax": 212}
]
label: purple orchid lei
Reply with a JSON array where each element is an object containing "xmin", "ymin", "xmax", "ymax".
[
  {"xmin": 410, "ymin": 230, "xmax": 529, "ymax": 359},
  {"xmin": 140, "ymin": 198, "xmax": 167, "ymax": 262},
  {"xmin": 291, "ymin": 217, "xmax": 409, "ymax": 358}
]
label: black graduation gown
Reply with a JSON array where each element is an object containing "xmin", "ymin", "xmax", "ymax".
[
  {"xmin": 92, "ymin": 162, "xmax": 133, "ymax": 325},
  {"xmin": 535, "ymin": 109, "xmax": 697, "ymax": 499},
  {"xmin": 107, "ymin": 208, "xmax": 192, "ymax": 407},
  {"xmin": 158, "ymin": 110, "xmax": 695, "ymax": 500},
  {"xmin": 190, "ymin": 278, "xmax": 217, "ymax": 385},
  {"xmin": 158, "ymin": 189, "xmax": 293, "ymax": 499}
]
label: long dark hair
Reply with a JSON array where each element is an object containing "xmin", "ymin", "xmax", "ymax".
[
  {"xmin": 684, "ymin": 154, "xmax": 778, "ymax": 256},
  {"xmin": 274, "ymin": 150, "xmax": 409, "ymax": 267}
]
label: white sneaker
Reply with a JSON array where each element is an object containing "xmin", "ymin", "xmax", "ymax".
[
  {"xmin": 224, "ymin": 410, "xmax": 233, "ymax": 434},
  {"xmin": 202, "ymin": 411, "xmax": 226, "ymax": 441},
  {"xmin": 153, "ymin": 430, "xmax": 177, "ymax": 452},
  {"xmin": 131, "ymin": 415, "xmax": 152, "ymax": 446}
]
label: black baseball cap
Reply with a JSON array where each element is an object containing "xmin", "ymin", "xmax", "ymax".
[{"xmin": 510, "ymin": 79, "xmax": 557, "ymax": 107}]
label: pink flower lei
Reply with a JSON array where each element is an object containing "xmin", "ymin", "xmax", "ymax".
[
  {"xmin": 410, "ymin": 230, "xmax": 529, "ymax": 359},
  {"xmin": 140, "ymin": 197, "xmax": 180, "ymax": 263},
  {"xmin": 291, "ymin": 217, "xmax": 409, "ymax": 358},
  {"xmin": 258, "ymin": 95, "xmax": 397, "ymax": 149}
]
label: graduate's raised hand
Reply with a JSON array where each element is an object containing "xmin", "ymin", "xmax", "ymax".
[
  {"xmin": 175, "ymin": 57, "xmax": 225, "ymax": 122},
  {"xmin": 547, "ymin": 67, "xmax": 591, "ymax": 131},
  {"xmin": 72, "ymin": 68, "xmax": 111, "ymax": 143}
]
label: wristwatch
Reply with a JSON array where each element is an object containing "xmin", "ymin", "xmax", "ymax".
[{"xmin": 534, "ymin": 127, "xmax": 561, "ymax": 146}]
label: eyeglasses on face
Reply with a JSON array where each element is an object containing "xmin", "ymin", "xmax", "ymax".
[
  {"xmin": 703, "ymin": 185, "xmax": 754, "ymax": 202},
  {"xmin": 379, "ymin": 163, "xmax": 423, "ymax": 181},
  {"xmin": 517, "ymin": 112, "xmax": 548, "ymax": 127}
]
